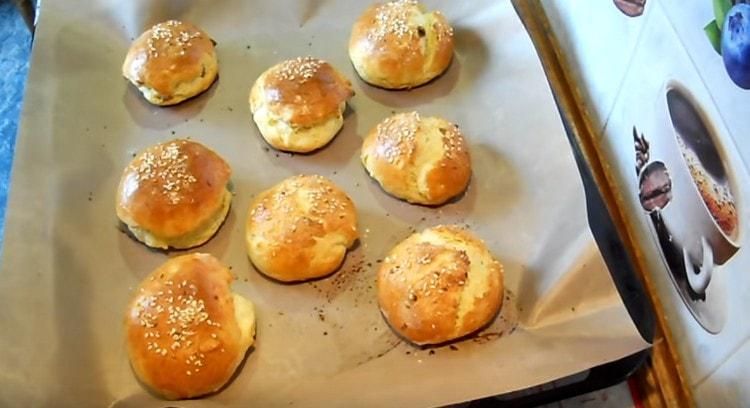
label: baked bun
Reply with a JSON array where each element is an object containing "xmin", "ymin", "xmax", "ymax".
[
  {"xmin": 361, "ymin": 111, "xmax": 471, "ymax": 205},
  {"xmin": 123, "ymin": 20, "xmax": 218, "ymax": 106},
  {"xmin": 249, "ymin": 57, "xmax": 354, "ymax": 153},
  {"xmin": 245, "ymin": 175, "xmax": 358, "ymax": 282},
  {"xmin": 116, "ymin": 139, "xmax": 232, "ymax": 249},
  {"xmin": 125, "ymin": 253, "xmax": 256, "ymax": 400},
  {"xmin": 378, "ymin": 225, "xmax": 503, "ymax": 345},
  {"xmin": 348, "ymin": 0, "xmax": 454, "ymax": 89}
]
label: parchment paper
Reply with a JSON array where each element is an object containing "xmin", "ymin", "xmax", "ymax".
[{"xmin": 0, "ymin": 1, "xmax": 649, "ymax": 406}]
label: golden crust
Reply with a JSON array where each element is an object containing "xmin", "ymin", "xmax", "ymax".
[
  {"xmin": 377, "ymin": 225, "xmax": 503, "ymax": 345},
  {"xmin": 123, "ymin": 20, "xmax": 218, "ymax": 106},
  {"xmin": 124, "ymin": 253, "xmax": 255, "ymax": 400},
  {"xmin": 361, "ymin": 112, "xmax": 471, "ymax": 205},
  {"xmin": 250, "ymin": 57, "xmax": 354, "ymax": 128},
  {"xmin": 245, "ymin": 175, "xmax": 358, "ymax": 282},
  {"xmin": 116, "ymin": 139, "xmax": 232, "ymax": 248},
  {"xmin": 348, "ymin": 1, "xmax": 454, "ymax": 89}
]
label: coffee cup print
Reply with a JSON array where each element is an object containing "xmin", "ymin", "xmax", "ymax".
[{"xmin": 636, "ymin": 80, "xmax": 741, "ymax": 295}]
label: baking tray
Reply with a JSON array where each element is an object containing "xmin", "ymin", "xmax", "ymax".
[{"xmin": 0, "ymin": 1, "xmax": 649, "ymax": 406}]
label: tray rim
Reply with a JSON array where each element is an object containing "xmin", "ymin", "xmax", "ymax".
[{"xmin": 512, "ymin": 0, "xmax": 692, "ymax": 405}]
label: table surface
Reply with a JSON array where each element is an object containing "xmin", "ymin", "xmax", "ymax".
[
  {"xmin": 0, "ymin": 2, "xmax": 634, "ymax": 407},
  {"xmin": 0, "ymin": 0, "xmax": 31, "ymax": 251}
]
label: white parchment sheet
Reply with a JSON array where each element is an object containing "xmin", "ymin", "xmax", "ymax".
[{"xmin": 0, "ymin": 1, "xmax": 648, "ymax": 406}]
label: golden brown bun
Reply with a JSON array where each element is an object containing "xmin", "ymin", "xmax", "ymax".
[
  {"xmin": 123, "ymin": 20, "xmax": 218, "ymax": 106},
  {"xmin": 377, "ymin": 225, "xmax": 503, "ymax": 345},
  {"xmin": 348, "ymin": 1, "xmax": 454, "ymax": 89},
  {"xmin": 249, "ymin": 57, "xmax": 354, "ymax": 153},
  {"xmin": 361, "ymin": 112, "xmax": 471, "ymax": 205},
  {"xmin": 245, "ymin": 175, "xmax": 358, "ymax": 282},
  {"xmin": 125, "ymin": 253, "xmax": 256, "ymax": 400},
  {"xmin": 116, "ymin": 139, "xmax": 232, "ymax": 249}
]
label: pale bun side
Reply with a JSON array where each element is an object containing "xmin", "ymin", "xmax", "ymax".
[
  {"xmin": 378, "ymin": 225, "xmax": 503, "ymax": 345},
  {"xmin": 125, "ymin": 253, "xmax": 256, "ymax": 400}
]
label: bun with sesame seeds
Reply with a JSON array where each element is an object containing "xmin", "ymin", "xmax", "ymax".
[
  {"xmin": 377, "ymin": 225, "xmax": 503, "ymax": 345},
  {"xmin": 361, "ymin": 112, "xmax": 471, "ymax": 205},
  {"xmin": 245, "ymin": 175, "xmax": 359, "ymax": 282},
  {"xmin": 249, "ymin": 57, "xmax": 354, "ymax": 153},
  {"xmin": 348, "ymin": 0, "xmax": 454, "ymax": 89},
  {"xmin": 125, "ymin": 253, "xmax": 255, "ymax": 400},
  {"xmin": 123, "ymin": 20, "xmax": 218, "ymax": 106},
  {"xmin": 116, "ymin": 139, "xmax": 232, "ymax": 249}
]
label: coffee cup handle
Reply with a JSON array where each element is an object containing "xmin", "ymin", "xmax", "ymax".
[{"xmin": 685, "ymin": 236, "xmax": 714, "ymax": 294}]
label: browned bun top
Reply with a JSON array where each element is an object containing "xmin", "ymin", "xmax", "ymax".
[
  {"xmin": 125, "ymin": 253, "xmax": 246, "ymax": 400},
  {"xmin": 123, "ymin": 20, "xmax": 216, "ymax": 96},
  {"xmin": 258, "ymin": 57, "xmax": 354, "ymax": 127},
  {"xmin": 246, "ymin": 175, "xmax": 358, "ymax": 282},
  {"xmin": 377, "ymin": 225, "xmax": 503, "ymax": 345},
  {"xmin": 361, "ymin": 112, "xmax": 471, "ymax": 205},
  {"xmin": 349, "ymin": 0, "xmax": 454, "ymax": 88},
  {"xmin": 116, "ymin": 139, "xmax": 231, "ymax": 239}
]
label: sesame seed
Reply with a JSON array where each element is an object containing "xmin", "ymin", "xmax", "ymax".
[
  {"xmin": 274, "ymin": 57, "xmax": 323, "ymax": 83},
  {"xmin": 440, "ymin": 124, "xmax": 465, "ymax": 160},
  {"xmin": 377, "ymin": 112, "xmax": 419, "ymax": 164},
  {"xmin": 133, "ymin": 276, "xmax": 223, "ymax": 370},
  {"xmin": 434, "ymin": 11, "xmax": 454, "ymax": 40},
  {"xmin": 369, "ymin": 0, "xmax": 420, "ymax": 41},
  {"xmin": 146, "ymin": 20, "xmax": 202, "ymax": 58},
  {"xmin": 130, "ymin": 141, "xmax": 198, "ymax": 204}
]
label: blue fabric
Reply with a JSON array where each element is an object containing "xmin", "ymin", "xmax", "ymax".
[{"xmin": 0, "ymin": 0, "xmax": 32, "ymax": 250}]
